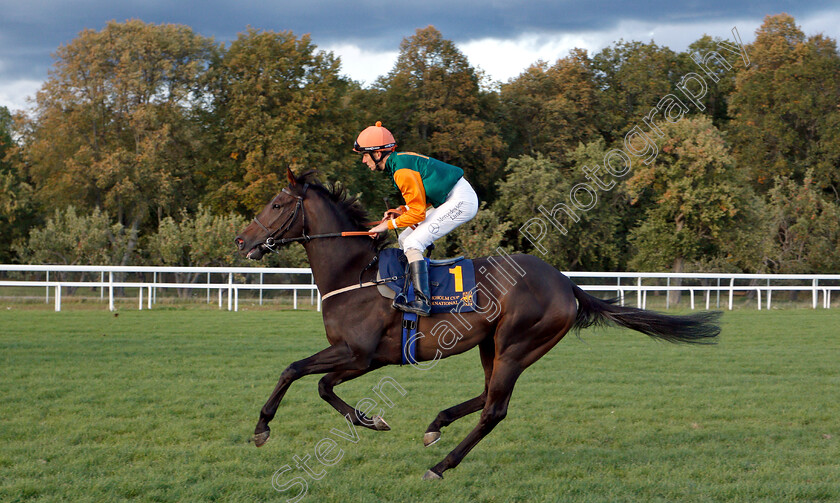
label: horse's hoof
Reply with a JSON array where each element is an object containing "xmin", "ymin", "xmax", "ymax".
[
  {"xmin": 422, "ymin": 469, "xmax": 443, "ymax": 480},
  {"xmin": 253, "ymin": 431, "xmax": 271, "ymax": 447},
  {"xmin": 423, "ymin": 431, "xmax": 441, "ymax": 447},
  {"xmin": 372, "ymin": 415, "xmax": 391, "ymax": 431}
]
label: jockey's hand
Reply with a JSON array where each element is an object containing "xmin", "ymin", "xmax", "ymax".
[
  {"xmin": 383, "ymin": 207, "xmax": 404, "ymax": 220},
  {"xmin": 369, "ymin": 221, "xmax": 391, "ymax": 237}
]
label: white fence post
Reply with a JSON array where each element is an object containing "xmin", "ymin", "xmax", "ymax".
[
  {"xmin": 109, "ymin": 272, "xmax": 114, "ymax": 312},
  {"xmin": 637, "ymin": 277, "xmax": 642, "ymax": 308},
  {"xmin": 767, "ymin": 278, "xmax": 772, "ymax": 310},
  {"xmin": 729, "ymin": 278, "xmax": 734, "ymax": 310},
  {"xmin": 228, "ymin": 273, "xmax": 233, "ymax": 311},
  {"xmin": 55, "ymin": 284, "xmax": 61, "ymax": 312},
  {"xmin": 617, "ymin": 277, "xmax": 623, "ymax": 306}
]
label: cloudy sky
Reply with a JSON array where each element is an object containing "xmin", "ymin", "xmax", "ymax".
[{"xmin": 2, "ymin": 1, "xmax": 839, "ymax": 112}]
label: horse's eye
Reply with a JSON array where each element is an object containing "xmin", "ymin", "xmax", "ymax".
[{"xmin": 272, "ymin": 204, "xmax": 281, "ymax": 209}]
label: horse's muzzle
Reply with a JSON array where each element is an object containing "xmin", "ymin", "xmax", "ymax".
[{"xmin": 235, "ymin": 236, "xmax": 266, "ymax": 260}]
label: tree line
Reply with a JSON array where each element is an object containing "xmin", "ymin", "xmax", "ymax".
[{"xmin": 1, "ymin": 14, "xmax": 839, "ymax": 276}]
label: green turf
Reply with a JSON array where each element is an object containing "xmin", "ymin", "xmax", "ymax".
[{"xmin": 1, "ymin": 307, "xmax": 838, "ymax": 502}]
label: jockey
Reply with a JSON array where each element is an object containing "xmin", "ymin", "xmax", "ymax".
[{"xmin": 355, "ymin": 121, "xmax": 479, "ymax": 316}]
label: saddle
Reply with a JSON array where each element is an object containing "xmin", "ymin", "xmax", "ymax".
[{"xmin": 376, "ymin": 248, "xmax": 477, "ymax": 314}]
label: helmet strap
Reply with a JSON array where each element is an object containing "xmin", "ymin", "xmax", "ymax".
[{"xmin": 372, "ymin": 151, "xmax": 390, "ymax": 169}]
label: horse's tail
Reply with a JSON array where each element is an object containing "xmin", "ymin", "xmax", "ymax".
[{"xmin": 571, "ymin": 283, "xmax": 720, "ymax": 344}]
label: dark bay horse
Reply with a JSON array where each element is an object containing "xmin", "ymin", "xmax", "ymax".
[{"xmin": 234, "ymin": 169, "xmax": 720, "ymax": 480}]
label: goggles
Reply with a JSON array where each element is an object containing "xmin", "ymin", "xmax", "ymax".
[{"xmin": 354, "ymin": 141, "xmax": 396, "ymax": 152}]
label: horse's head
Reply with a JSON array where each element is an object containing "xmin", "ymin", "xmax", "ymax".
[{"xmin": 234, "ymin": 168, "xmax": 308, "ymax": 261}]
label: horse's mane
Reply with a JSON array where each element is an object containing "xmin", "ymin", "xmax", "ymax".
[{"xmin": 295, "ymin": 170, "xmax": 390, "ymax": 250}]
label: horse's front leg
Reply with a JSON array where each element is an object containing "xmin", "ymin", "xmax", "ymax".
[
  {"xmin": 318, "ymin": 366, "xmax": 391, "ymax": 431},
  {"xmin": 254, "ymin": 343, "xmax": 365, "ymax": 447}
]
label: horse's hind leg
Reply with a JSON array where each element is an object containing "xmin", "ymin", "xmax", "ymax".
[
  {"xmin": 318, "ymin": 366, "xmax": 391, "ymax": 431},
  {"xmin": 423, "ymin": 340, "xmax": 494, "ymax": 446},
  {"xmin": 424, "ymin": 359, "xmax": 523, "ymax": 479}
]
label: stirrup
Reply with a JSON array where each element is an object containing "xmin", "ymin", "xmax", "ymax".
[
  {"xmin": 391, "ymin": 293, "xmax": 409, "ymax": 312},
  {"xmin": 391, "ymin": 293, "xmax": 430, "ymax": 316},
  {"xmin": 402, "ymin": 301, "xmax": 430, "ymax": 316}
]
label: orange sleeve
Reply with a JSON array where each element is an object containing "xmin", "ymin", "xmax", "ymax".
[{"xmin": 390, "ymin": 169, "xmax": 427, "ymax": 228}]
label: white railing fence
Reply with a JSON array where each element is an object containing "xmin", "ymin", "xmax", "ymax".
[
  {"xmin": 566, "ymin": 272, "xmax": 840, "ymax": 311},
  {"xmin": 0, "ymin": 265, "xmax": 318, "ymax": 312},
  {"xmin": 2, "ymin": 265, "xmax": 839, "ymax": 312}
]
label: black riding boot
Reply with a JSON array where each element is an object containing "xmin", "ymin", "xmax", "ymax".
[{"xmin": 392, "ymin": 260, "xmax": 431, "ymax": 316}]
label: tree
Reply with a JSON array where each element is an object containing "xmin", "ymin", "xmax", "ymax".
[
  {"xmin": 499, "ymin": 49, "xmax": 601, "ymax": 163},
  {"xmin": 1, "ymin": 106, "xmax": 38, "ymax": 262},
  {"xmin": 765, "ymin": 171, "xmax": 840, "ymax": 273},
  {"xmin": 372, "ymin": 26, "xmax": 504, "ymax": 200},
  {"xmin": 729, "ymin": 14, "xmax": 840, "ymax": 196},
  {"xmin": 143, "ymin": 204, "xmax": 308, "ymax": 275},
  {"xmin": 493, "ymin": 147, "xmax": 631, "ymax": 271},
  {"xmin": 142, "ymin": 206, "xmax": 254, "ymax": 294},
  {"xmin": 678, "ymin": 34, "xmax": 747, "ymax": 128},
  {"xmin": 144, "ymin": 205, "xmax": 248, "ymax": 267},
  {"xmin": 16, "ymin": 20, "xmax": 218, "ymax": 264},
  {"xmin": 14, "ymin": 206, "xmax": 133, "ymax": 268},
  {"xmin": 592, "ymin": 40, "xmax": 683, "ymax": 141},
  {"xmin": 625, "ymin": 116, "xmax": 763, "ymax": 302},
  {"xmin": 205, "ymin": 28, "xmax": 356, "ymax": 214}
]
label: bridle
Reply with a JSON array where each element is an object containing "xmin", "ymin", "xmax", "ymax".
[
  {"xmin": 252, "ymin": 185, "xmax": 310, "ymax": 252},
  {"xmin": 252, "ymin": 183, "xmax": 377, "ymax": 252},
  {"xmin": 250, "ymin": 182, "xmax": 406, "ymax": 299}
]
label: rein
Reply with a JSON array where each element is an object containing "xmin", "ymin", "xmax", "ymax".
[{"xmin": 253, "ymin": 183, "xmax": 376, "ymax": 252}]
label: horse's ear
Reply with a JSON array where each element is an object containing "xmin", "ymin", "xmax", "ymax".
[{"xmin": 286, "ymin": 167, "xmax": 297, "ymax": 186}]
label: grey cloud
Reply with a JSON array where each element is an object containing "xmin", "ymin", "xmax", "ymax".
[{"xmin": 0, "ymin": 0, "xmax": 837, "ymax": 86}]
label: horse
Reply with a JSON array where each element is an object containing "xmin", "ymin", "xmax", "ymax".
[{"xmin": 234, "ymin": 168, "xmax": 721, "ymax": 480}]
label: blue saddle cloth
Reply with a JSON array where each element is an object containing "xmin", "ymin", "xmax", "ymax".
[{"xmin": 378, "ymin": 248, "xmax": 477, "ymax": 314}]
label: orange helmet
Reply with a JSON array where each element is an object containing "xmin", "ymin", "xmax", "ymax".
[{"xmin": 353, "ymin": 121, "xmax": 396, "ymax": 153}]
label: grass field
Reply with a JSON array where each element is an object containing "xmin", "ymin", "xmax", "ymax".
[{"xmin": 1, "ymin": 306, "xmax": 838, "ymax": 502}]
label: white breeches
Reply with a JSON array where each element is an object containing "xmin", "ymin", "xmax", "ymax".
[{"xmin": 398, "ymin": 177, "xmax": 479, "ymax": 253}]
